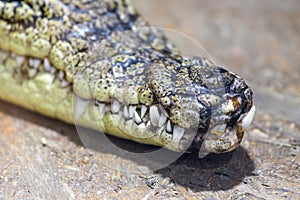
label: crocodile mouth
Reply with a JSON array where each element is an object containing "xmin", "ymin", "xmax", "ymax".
[
  {"xmin": 74, "ymin": 96, "xmax": 194, "ymax": 151},
  {"xmin": 199, "ymin": 105, "xmax": 256, "ymax": 155},
  {"xmin": 75, "ymin": 92, "xmax": 256, "ymax": 155}
]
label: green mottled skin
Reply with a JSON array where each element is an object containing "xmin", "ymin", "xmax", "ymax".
[{"xmin": 0, "ymin": 0, "xmax": 253, "ymax": 153}]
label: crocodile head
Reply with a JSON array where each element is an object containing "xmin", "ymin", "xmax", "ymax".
[
  {"xmin": 74, "ymin": 49, "xmax": 255, "ymax": 155},
  {"xmin": 146, "ymin": 56, "xmax": 255, "ymax": 155}
]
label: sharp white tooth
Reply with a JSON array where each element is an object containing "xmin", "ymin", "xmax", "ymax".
[
  {"xmin": 16, "ymin": 56, "xmax": 25, "ymax": 66},
  {"xmin": 138, "ymin": 123, "xmax": 146, "ymax": 131},
  {"xmin": 158, "ymin": 114, "xmax": 167, "ymax": 127},
  {"xmin": 34, "ymin": 60, "xmax": 41, "ymax": 68},
  {"xmin": 141, "ymin": 105, "xmax": 147, "ymax": 118},
  {"xmin": 149, "ymin": 105, "xmax": 159, "ymax": 126},
  {"xmin": 241, "ymin": 105, "xmax": 256, "ymax": 129},
  {"xmin": 74, "ymin": 97, "xmax": 89, "ymax": 119},
  {"xmin": 29, "ymin": 58, "xmax": 34, "ymax": 67},
  {"xmin": 29, "ymin": 58, "xmax": 40, "ymax": 68},
  {"xmin": 59, "ymin": 70, "xmax": 64, "ymax": 80},
  {"xmin": 173, "ymin": 125, "xmax": 185, "ymax": 143},
  {"xmin": 123, "ymin": 106, "xmax": 129, "ymax": 119},
  {"xmin": 50, "ymin": 66, "xmax": 56, "ymax": 74},
  {"xmin": 98, "ymin": 103, "xmax": 105, "ymax": 113},
  {"xmin": 112, "ymin": 100, "xmax": 121, "ymax": 113},
  {"xmin": 166, "ymin": 120, "xmax": 172, "ymax": 132},
  {"xmin": 44, "ymin": 58, "xmax": 51, "ymax": 70},
  {"xmin": 146, "ymin": 121, "xmax": 151, "ymax": 127},
  {"xmin": 134, "ymin": 110, "xmax": 142, "ymax": 124},
  {"xmin": 60, "ymin": 79, "xmax": 70, "ymax": 87},
  {"xmin": 129, "ymin": 105, "xmax": 136, "ymax": 118}
]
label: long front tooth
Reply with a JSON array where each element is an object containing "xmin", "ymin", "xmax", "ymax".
[
  {"xmin": 141, "ymin": 105, "xmax": 147, "ymax": 118},
  {"xmin": 123, "ymin": 106, "xmax": 129, "ymax": 119},
  {"xmin": 134, "ymin": 110, "xmax": 142, "ymax": 124},
  {"xmin": 129, "ymin": 105, "xmax": 136, "ymax": 118},
  {"xmin": 112, "ymin": 100, "xmax": 121, "ymax": 113},
  {"xmin": 166, "ymin": 120, "xmax": 172, "ymax": 132},
  {"xmin": 173, "ymin": 125, "xmax": 185, "ymax": 143},
  {"xmin": 241, "ymin": 105, "xmax": 256, "ymax": 129},
  {"xmin": 158, "ymin": 114, "xmax": 167, "ymax": 127},
  {"xmin": 149, "ymin": 105, "xmax": 159, "ymax": 126}
]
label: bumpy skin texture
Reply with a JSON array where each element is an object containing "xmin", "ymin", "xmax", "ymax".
[{"xmin": 0, "ymin": 0, "xmax": 253, "ymax": 153}]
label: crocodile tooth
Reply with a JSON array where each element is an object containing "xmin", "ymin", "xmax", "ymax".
[
  {"xmin": 158, "ymin": 114, "xmax": 167, "ymax": 127},
  {"xmin": 60, "ymin": 79, "xmax": 70, "ymax": 87},
  {"xmin": 50, "ymin": 66, "xmax": 56, "ymax": 74},
  {"xmin": 166, "ymin": 120, "xmax": 172, "ymax": 133},
  {"xmin": 16, "ymin": 56, "xmax": 25, "ymax": 66},
  {"xmin": 123, "ymin": 106, "xmax": 129, "ymax": 119},
  {"xmin": 141, "ymin": 105, "xmax": 147, "ymax": 118},
  {"xmin": 74, "ymin": 97, "xmax": 89, "ymax": 119},
  {"xmin": 28, "ymin": 58, "xmax": 33, "ymax": 67},
  {"xmin": 134, "ymin": 110, "xmax": 142, "ymax": 124},
  {"xmin": 149, "ymin": 105, "xmax": 159, "ymax": 126},
  {"xmin": 241, "ymin": 105, "xmax": 256, "ymax": 129},
  {"xmin": 129, "ymin": 105, "xmax": 136, "ymax": 118},
  {"xmin": 29, "ymin": 58, "xmax": 40, "ymax": 68},
  {"xmin": 173, "ymin": 125, "xmax": 185, "ymax": 143},
  {"xmin": 112, "ymin": 100, "xmax": 121, "ymax": 113},
  {"xmin": 44, "ymin": 59, "xmax": 51, "ymax": 71},
  {"xmin": 138, "ymin": 122, "xmax": 146, "ymax": 131},
  {"xmin": 59, "ymin": 70, "xmax": 64, "ymax": 80},
  {"xmin": 98, "ymin": 103, "xmax": 105, "ymax": 113},
  {"xmin": 146, "ymin": 121, "xmax": 151, "ymax": 127},
  {"xmin": 30, "ymin": 58, "xmax": 41, "ymax": 68},
  {"xmin": 34, "ymin": 59, "xmax": 41, "ymax": 68}
]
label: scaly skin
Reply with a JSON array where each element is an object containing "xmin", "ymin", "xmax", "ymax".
[{"xmin": 0, "ymin": 0, "xmax": 254, "ymax": 153}]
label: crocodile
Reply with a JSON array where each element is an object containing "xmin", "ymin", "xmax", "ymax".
[{"xmin": 0, "ymin": 0, "xmax": 255, "ymax": 154}]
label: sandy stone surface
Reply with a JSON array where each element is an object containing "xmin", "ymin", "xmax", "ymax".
[{"xmin": 0, "ymin": 0, "xmax": 299, "ymax": 199}]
